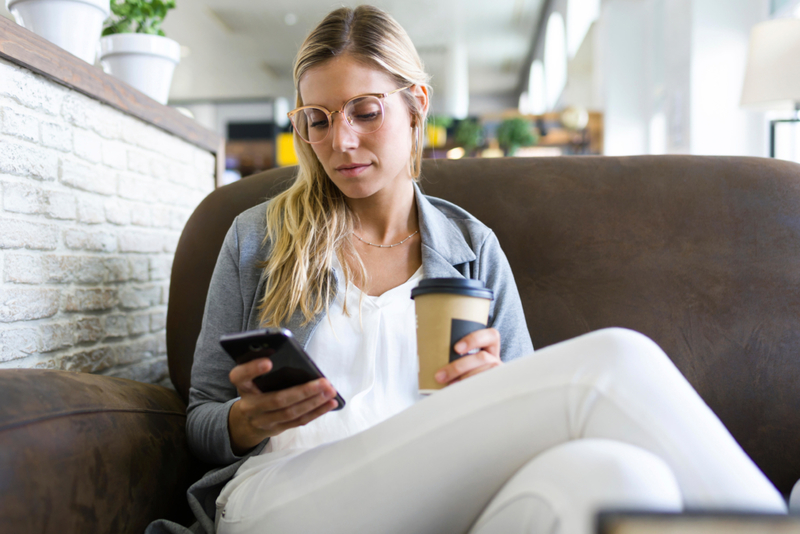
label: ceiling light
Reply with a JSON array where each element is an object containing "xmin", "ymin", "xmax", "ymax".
[{"xmin": 285, "ymin": 13, "xmax": 297, "ymax": 26}]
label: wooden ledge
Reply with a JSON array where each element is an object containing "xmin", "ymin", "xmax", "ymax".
[{"xmin": 0, "ymin": 16, "xmax": 222, "ymax": 155}]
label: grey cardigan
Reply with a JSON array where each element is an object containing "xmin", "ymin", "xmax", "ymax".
[{"xmin": 147, "ymin": 185, "xmax": 533, "ymax": 534}]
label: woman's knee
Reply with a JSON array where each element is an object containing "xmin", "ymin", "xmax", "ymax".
[
  {"xmin": 535, "ymin": 439, "xmax": 683, "ymax": 507},
  {"xmin": 500, "ymin": 328, "xmax": 677, "ymax": 401},
  {"xmin": 591, "ymin": 327, "xmax": 665, "ymax": 358},
  {"xmin": 471, "ymin": 439, "xmax": 682, "ymax": 534},
  {"xmin": 790, "ymin": 478, "xmax": 800, "ymax": 513},
  {"xmin": 569, "ymin": 328, "xmax": 673, "ymax": 377}
]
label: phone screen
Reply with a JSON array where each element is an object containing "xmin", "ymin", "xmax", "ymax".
[{"xmin": 253, "ymin": 337, "xmax": 321, "ymax": 392}]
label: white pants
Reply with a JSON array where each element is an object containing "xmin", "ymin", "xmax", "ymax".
[{"xmin": 216, "ymin": 328, "xmax": 786, "ymax": 534}]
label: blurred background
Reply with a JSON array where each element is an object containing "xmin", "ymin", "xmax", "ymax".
[{"xmin": 4, "ymin": 0, "xmax": 799, "ymax": 183}]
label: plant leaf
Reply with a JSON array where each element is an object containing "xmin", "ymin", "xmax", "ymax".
[{"xmin": 102, "ymin": 0, "xmax": 176, "ymax": 36}]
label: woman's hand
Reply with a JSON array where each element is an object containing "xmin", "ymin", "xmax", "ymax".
[
  {"xmin": 227, "ymin": 357, "xmax": 339, "ymax": 455},
  {"xmin": 434, "ymin": 327, "xmax": 502, "ymax": 387}
]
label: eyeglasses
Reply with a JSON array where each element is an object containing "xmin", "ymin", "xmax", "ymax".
[{"xmin": 287, "ymin": 86, "xmax": 412, "ymax": 144}]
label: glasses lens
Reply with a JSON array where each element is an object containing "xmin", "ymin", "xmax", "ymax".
[
  {"xmin": 292, "ymin": 107, "xmax": 330, "ymax": 143},
  {"xmin": 344, "ymin": 96, "xmax": 384, "ymax": 135}
]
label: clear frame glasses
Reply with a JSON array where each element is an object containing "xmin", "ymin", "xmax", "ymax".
[{"xmin": 287, "ymin": 85, "xmax": 412, "ymax": 144}]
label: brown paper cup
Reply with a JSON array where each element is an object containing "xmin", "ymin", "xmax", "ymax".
[{"xmin": 411, "ymin": 278, "xmax": 493, "ymax": 394}]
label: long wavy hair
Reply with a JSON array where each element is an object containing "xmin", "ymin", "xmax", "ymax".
[{"xmin": 256, "ymin": 5, "xmax": 432, "ymax": 327}]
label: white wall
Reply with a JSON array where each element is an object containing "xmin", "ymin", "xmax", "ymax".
[
  {"xmin": 595, "ymin": 0, "xmax": 648, "ymax": 156},
  {"xmin": 661, "ymin": 0, "xmax": 693, "ymax": 153},
  {"xmin": 690, "ymin": 0, "xmax": 768, "ymax": 156}
]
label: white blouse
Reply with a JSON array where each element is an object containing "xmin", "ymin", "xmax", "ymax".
[
  {"xmin": 260, "ymin": 257, "xmax": 424, "ymax": 455},
  {"xmin": 217, "ymin": 260, "xmax": 425, "ymax": 525}
]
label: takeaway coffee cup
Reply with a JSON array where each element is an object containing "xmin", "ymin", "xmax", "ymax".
[{"xmin": 411, "ymin": 278, "xmax": 494, "ymax": 394}]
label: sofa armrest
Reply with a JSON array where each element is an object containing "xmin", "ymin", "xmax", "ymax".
[{"xmin": 0, "ymin": 369, "xmax": 194, "ymax": 534}]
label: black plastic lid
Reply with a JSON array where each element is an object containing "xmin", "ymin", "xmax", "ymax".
[{"xmin": 410, "ymin": 278, "xmax": 494, "ymax": 300}]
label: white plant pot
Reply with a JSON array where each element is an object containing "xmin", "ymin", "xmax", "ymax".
[
  {"xmin": 98, "ymin": 33, "xmax": 180, "ymax": 105},
  {"xmin": 6, "ymin": 0, "xmax": 110, "ymax": 63}
]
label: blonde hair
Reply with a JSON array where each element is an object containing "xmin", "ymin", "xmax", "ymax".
[{"xmin": 257, "ymin": 5, "xmax": 431, "ymax": 327}]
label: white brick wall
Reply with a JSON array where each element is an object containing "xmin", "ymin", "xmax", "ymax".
[{"xmin": 0, "ymin": 57, "xmax": 216, "ymax": 388}]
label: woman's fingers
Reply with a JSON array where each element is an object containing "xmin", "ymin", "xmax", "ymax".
[
  {"xmin": 238, "ymin": 378, "xmax": 338, "ymax": 432},
  {"xmin": 228, "ymin": 357, "xmax": 272, "ymax": 395},
  {"xmin": 435, "ymin": 350, "xmax": 501, "ymax": 385},
  {"xmin": 247, "ymin": 390, "xmax": 336, "ymax": 434},
  {"xmin": 228, "ymin": 377, "xmax": 337, "ymax": 454},
  {"xmin": 433, "ymin": 327, "xmax": 502, "ymax": 385},
  {"xmin": 274, "ymin": 397, "xmax": 339, "ymax": 433},
  {"xmin": 266, "ymin": 378, "xmax": 336, "ymax": 411},
  {"xmin": 261, "ymin": 383, "xmax": 336, "ymax": 422},
  {"xmin": 452, "ymin": 327, "xmax": 501, "ymax": 359},
  {"xmin": 449, "ymin": 361, "xmax": 497, "ymax": 384}
]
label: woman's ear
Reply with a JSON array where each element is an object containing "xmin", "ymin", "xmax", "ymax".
[{"xmin": 410, "ymin": 84, "xmax": 430, "ymax": 124}]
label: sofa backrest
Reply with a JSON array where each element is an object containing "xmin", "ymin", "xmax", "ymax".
[{"xmin": 168, "ymin": 155, "xmax": 800, "ymax": 495}]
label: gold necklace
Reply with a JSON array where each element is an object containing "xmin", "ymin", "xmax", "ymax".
[{"xmin": 353, "ymin": 230, "xmax": 419, "ymax": 248}]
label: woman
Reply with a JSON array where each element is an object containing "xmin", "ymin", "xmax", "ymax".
[{"xmin": 153, "ymin": 6, "xmax": 786, "ymax": 534}]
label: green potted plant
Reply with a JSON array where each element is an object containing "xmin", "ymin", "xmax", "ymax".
[
  {"xmin": 454, "ymin": 119, "xmax": 484, "ymax": 156},
  {"xmin": 496, "ymin": 117, "xmax": 537, "ymax": 156},
  {"xmin": 5, "ymin": 0, "xmax": 110, "ymax": 63},
  {"xmin": 97, "ymin": 0, "xmax": 180, "ymax": 104}
]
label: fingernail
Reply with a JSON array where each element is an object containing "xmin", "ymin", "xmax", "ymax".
[
  {"xmin": 259, "ymin": 361, "xmax": 270, "ymax": 373},
  {"xmin": 454, "ymin": 342, "xmax": 466, "ymax": 354},
  {"xmin": 435, "ymin": 371, "xmax": 446, "ymax": 383}
]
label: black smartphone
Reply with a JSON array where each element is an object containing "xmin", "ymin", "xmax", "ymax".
[{"xmin": 219, "ymin": 327, "xmax": 345, "ymax": 411}]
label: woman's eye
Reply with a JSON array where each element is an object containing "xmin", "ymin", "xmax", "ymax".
[
  {"xmin": 353, "ymin": 112, "xmax": 380, "ymax": 122},
  {"xmin": 309, "ymin": 120, "xmax": 329, "ymax": 129}
]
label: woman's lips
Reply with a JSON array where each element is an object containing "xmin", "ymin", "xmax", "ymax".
[{"xmin": 335, "ymin": 163, "xmax": 370, "ymax": 177}]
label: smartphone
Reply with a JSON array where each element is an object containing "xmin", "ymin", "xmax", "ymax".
[{"xmin": 219, "ymin": 327, "xmax": 345, "ymax": 411}]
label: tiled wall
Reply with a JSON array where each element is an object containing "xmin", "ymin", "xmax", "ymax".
[{"xmin": 0, "ymin": 57, "xmax": 216, "ymax": 387}]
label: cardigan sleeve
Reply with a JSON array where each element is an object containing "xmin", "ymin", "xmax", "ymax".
[
  {"xmin": 185, "ymin": 218, "xmax": 252, "ymax": 465},
  {"xmin": 476, "ymin": 231, "xmax": 534, "ymax": 362}
]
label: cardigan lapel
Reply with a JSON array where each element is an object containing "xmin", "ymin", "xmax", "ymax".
[{"xmin": 414, "ymin": 184, "xmax": 476, "ymax": 279}]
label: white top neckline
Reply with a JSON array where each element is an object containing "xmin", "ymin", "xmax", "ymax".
[{"xmin": 352, "ymin": 264, "xmax": 424, "ymax": 305}]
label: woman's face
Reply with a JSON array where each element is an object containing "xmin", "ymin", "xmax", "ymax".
[{"xmin": 298, "ymin": 54, "xmax": 426, "ymax": 201}]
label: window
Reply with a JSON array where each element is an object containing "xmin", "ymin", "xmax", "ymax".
[
  {"xmin": 544, "ymin": 13, "xmax": 567, "ymax": 110},
  {"xmin": 529, "ymin": 60, "xmax": 546, "ymax": 114},
  {"xmin": 567, "ymin": 0, "xmax": 601, "ymax": 58}
]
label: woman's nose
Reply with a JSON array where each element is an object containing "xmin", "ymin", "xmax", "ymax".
[{"xmin": 330, "ymin": 113, "xmax": 359, "ymax": 151}]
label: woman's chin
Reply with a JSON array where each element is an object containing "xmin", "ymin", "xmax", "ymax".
[
  {"xmin": 339, "ymin": 185, "xmax": 380, "ymax": 201},
  {"xmin": 329, "ymin": 175, "xmax": 378, "ymax": 200},
  {"xmin": 328, "ymin": 168, "xmax": 413, "ymax": 202}
]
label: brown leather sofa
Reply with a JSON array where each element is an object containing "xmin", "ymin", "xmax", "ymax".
[{"xmin": 2, "ymin": 156, "xmax": 799, "ymax": 533}]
